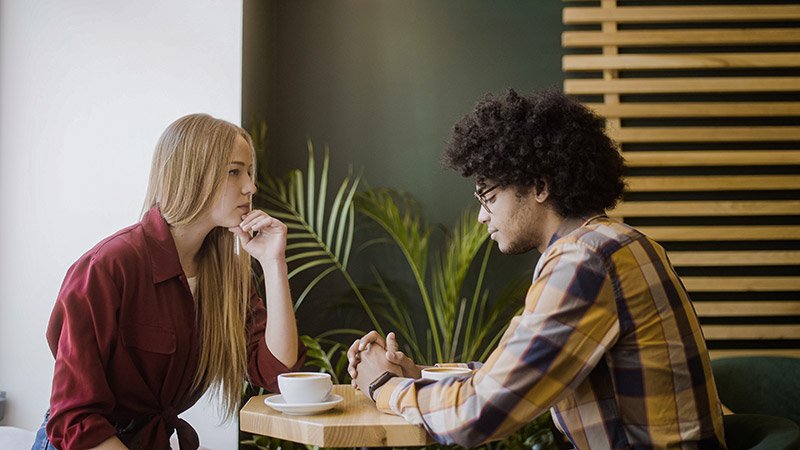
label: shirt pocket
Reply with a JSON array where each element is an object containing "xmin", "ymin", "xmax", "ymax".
[{"xmin": 121, "ymin": 323, "xmax": 176, "ymax": 354}]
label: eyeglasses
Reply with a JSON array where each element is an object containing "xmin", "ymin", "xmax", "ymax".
[{"xmin": 474, "ymin": 184, "xmax": 499, "ymax": 213}]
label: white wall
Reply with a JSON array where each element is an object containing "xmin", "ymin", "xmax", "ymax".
[{"xmin": 0, "ymin": 1, "xmax": 243, "ymax": 448}]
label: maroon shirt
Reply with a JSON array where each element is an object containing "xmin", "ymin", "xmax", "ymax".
[{"xmin": 46, "ymin": 207, "xmax": 306, "ymax": 449}]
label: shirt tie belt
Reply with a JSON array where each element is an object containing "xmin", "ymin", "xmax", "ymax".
[{"xmin": 136, "ymin": 406, "xmax": 200, "ymax": 450}]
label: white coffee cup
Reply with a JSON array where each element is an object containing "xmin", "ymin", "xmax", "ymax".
[
  {"xmin": 421, "ymin": 367, "xmax": 472, "ymax": 381},
  {"xmin": 278, "ymin": 372, "xmax": 333, "ymax": 404}
]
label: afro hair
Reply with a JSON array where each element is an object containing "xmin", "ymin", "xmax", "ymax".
[{"xmin": 443, "ymin": 88, "xmax": 625, "ymax": 218}]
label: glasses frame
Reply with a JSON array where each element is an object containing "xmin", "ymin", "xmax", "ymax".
[{"xmin": 474, "ymin": 184, "xmax": 499, "ymax": 213}]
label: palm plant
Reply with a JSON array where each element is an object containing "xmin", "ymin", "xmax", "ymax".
[
  {"xmin": 356, "ymin": 189, "xmax": 528, "ymax": 365},
  {"xmin": 254, "ymin": 141, "xmax": 383, "ymax": 335},
  {"xmin": 243, "ymin": 135, "xmax": 557, "ymax": 450}
]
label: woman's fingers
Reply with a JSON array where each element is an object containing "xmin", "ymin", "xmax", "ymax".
[
  {"xmin": 239, "ymin": 210, "xmax": 281, "ymax": 232},
  {"xmin": 227, "ymin": 226, "xmax": 252, "ymax": 245}
]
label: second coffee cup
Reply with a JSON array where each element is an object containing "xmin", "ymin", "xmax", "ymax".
[
  {"xmin": 278, "ymin": 372, "xmax": 333, "ymax": 404},
  {"xmin": 421, "ymin": 367, "xmax": 472, "ymax": 381}
]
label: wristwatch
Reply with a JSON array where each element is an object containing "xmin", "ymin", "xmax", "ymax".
[{"xmin": 368, "ymin": 371, "xmax": 398, "ymax": 401}]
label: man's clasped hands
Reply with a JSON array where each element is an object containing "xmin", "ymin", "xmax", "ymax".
[{"xmin": 347, "ymin": 331, "xmax": 422, "ymax": 397}]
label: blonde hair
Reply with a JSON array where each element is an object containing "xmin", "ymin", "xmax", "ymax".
[{"xmin": 143, "ymin": 113, "xmax": 256, "ymax": 420}]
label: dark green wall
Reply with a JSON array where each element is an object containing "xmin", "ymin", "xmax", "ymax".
[
  {"xmin": 244, "ymin": 0, "xmax": 564, "ymax": 227},
  {"xmin": 243, "ymin": 0, "xmax": 565, "ymax": 336}
]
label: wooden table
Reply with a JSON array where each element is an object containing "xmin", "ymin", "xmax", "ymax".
[{"xmin": 240, "ymin": 384, "xmax": 433, "ymax": 447}]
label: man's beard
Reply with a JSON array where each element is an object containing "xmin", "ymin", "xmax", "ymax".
[{"xmin": 499, "ymin": 237, "xmax": 536, "ymax": 255}]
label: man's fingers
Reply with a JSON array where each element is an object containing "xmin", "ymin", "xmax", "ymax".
[
  {"xmin": 386, "ymin": 332, "xmax": 399, "ymax": 353},
  {"xmin": 347, "ymin": 339, "xmax": 361, "ymax": 361},
  {"xmin": 358, "ymin": 330, "xmax": 386, "ymax": 351}
]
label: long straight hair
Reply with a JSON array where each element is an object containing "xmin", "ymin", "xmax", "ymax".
[{"xmin": 142, "ymin": 113, "xmax": 256, "ymax": 420}]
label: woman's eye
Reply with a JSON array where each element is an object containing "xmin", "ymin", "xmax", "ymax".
[
  {"xmin": 487, "ymin": 196, "xmax": 497, "ymax": 204},
  {"xmin": 228, "ymin": 169, "xmax": 240, "ymax": 176}
]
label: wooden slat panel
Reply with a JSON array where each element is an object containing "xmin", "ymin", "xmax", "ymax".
[
  {"xmin": 564, "ymin": 53, "xmax": 800, "ymax": 71},
  {"xmin": 683, "ymin": 276, "xmax": 800, "ymax": 292},
  {"xmin": 611, "ymin": 200, "xmax": 800, "ymax": 217},
  {"xmin": 626, "ymin": 175, "xmax": 800, "ymax": 191},
  {"xmin": 563, "ymin": 6, "xmax": 800, "ymax": 24},
  {"xmin": 669, "ymin": 251, "xmax": 800, "ymax": 267},
  {"xmin": 638, "ymin": 225, "xmax": 800, "ymax": 241},
  {"xmin": 710, "ymin": 349, "xmax": 800, "ymax": 359},
  {"xmin": 565, "ymin": 77, "xmax": 800, "ymax": 94},
  {"xmin": 624, "ymin": 150, "xmax": 800, "ymax": 167},
  {"xmin": 587, "ymin": 102, "xmax": 800, "ymax": 118},
  {"xmin": 563, "ymin": 29, "xmax": 800, "ymax": 47},
  {"xmin": 612, "ymin": 126, "xmax": 800, "ymax": 143},
  {"xmin": 702, "ymin": 324, "xmax": 800, "ymax": 339},
  {"xmin": 694, "ymin": 301, "xmax": 800, "ymax": 317}
]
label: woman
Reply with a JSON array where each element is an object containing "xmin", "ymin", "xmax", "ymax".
[{"xmin": 33, "ymin": 114, "xmax": 305, "ymax": 449}]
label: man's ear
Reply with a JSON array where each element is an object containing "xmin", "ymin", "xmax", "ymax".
[{"xmin": 533, "ymin": 180, "xmax": 550, "ymax": 204}]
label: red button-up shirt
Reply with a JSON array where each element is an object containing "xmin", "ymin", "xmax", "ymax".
[{"xmin": 46, "ymin": 207, "xmax": 306, "ymax": 449}]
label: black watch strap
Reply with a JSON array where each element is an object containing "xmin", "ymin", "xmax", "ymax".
[{"xmin": 368, "ymin": 371, "xmax": 398, "ymax": 401}]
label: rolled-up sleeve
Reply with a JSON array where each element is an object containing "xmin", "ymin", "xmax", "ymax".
[
  {"xmin": 246, "ymin": 284, "xmax": 306, "ymax": 392},
  {"xmin": 46, "ymin": 258, "xmax": 121, "ymax": 449}
]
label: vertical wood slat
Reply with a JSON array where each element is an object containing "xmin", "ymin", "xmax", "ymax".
[
  {"xmin": 602, "ymin": 0, "xmax": 621, "ymax": 137},
  {"xmin": 562, "ymin": 1, "xmax": 800, "ymax": 356}
]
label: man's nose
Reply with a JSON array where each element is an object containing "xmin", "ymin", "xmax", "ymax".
[{"xmin": 477, "ymin": 205, "xmax": 490, "ymax": 224}]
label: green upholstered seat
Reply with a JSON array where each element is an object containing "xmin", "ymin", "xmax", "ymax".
[
  {"xmin": 723, "ymin": 414, "xmax": 800, "ymax": 450},
  {"xmin": 712, "ymin": 357, "xmax": 800, "ymax": 425}
]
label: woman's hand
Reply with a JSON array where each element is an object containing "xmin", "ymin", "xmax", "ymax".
[{"xmin": 228, "ymin": 210, "xmax": 287, "ymax": 264}]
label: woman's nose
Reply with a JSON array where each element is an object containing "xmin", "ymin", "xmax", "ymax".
[{"xmin": 243, "ymin": 178, "xmax": 257, "ymax": 195}]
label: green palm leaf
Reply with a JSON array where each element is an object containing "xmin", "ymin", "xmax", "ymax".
[
  {"xmin": 431, "ymin": 208, "xmax": 489, "ymax": 361},
  {"xmin": 355, "ymin": 188, "xmax": 440, "ymax": 361},
  {"xmin": 255, "ymin": 143, "xmax": 382, "ymax": 333}
]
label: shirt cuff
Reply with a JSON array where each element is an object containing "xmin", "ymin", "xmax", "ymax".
[
  {"xmin": 250, "ymin": 339, "xmax": 307, "ymax": 391},
  {"xmin": 374, "ymin": 376, "xmax": 411, "ymax": 413}
]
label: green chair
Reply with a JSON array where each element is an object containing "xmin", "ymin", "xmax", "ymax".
[
  {"xmin": 711, "ymin": 357, "xmax": 800, "ymax": 425},
  {"xmin": 722, "ymin": 414, "xmax": 800, "ymax": 450},
  {"xmin": 712, "ymin": 356, "xmax": 800, "ymax": 449}
]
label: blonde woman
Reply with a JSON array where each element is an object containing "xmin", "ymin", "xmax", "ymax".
[{"xmin": 33, "ymin": 114, "xmax": 305, "ymax": 450}]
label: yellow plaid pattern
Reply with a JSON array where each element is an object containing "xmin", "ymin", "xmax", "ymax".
[{"xmin": 375, "ymin": 217, "xmax": 726, "ymax": 449}]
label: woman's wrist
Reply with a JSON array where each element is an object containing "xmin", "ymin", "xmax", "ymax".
[{"xmin": 258, "ymin": 257, "xmax": 287, "ymax": 270}]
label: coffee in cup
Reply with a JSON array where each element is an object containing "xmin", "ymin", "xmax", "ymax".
[
  {"xmin": 278, "ymin": 372, "xmax": 333, "ymax": 404},
  {"xmin": 421, "ymin": 367, "xmax": 472, "ymax": 381}
]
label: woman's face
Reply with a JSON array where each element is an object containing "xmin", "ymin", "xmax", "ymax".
[{"xmin": 210, "ymin": 136, "xmax": 257, "ymax": 228}]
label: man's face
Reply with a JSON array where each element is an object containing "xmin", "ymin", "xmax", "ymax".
[{"xmin": 476, "ymin": 181, "xmax": 547, "ymax": 255}]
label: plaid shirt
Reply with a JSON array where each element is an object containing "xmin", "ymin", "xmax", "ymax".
[{"xmin": 375, "ymin": 217, "xmax": 726, "ymax": 449}]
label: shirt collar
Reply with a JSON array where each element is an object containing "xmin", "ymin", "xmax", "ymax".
[
  {"xmin": 141, "ymin": 206, "xmax": 184, "ymax": 284},
  {"xmin": 544, "ymin": 213, "xmax": 608, "ymax": 250}
]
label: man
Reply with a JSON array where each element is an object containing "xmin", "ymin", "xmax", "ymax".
[{"xmin": 348, "ymin": 89, "xmax": 726, "ymax": 449}]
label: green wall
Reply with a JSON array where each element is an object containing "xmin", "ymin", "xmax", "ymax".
[
  {"xmin": 244, "ymin": 0, "xmax": 564, "ymax": 226},
  {"xmin": 243, "ymin": 0, "xmax": 565, "ymax": 335}
]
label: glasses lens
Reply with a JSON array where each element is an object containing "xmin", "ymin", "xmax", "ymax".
[
  {"xmin": 474, "ymin": 192, "xmax": 490, "ymax": 213},
  {"xmin": 475, "ymin": 184, "xmax": 498, "ymax": 213}
]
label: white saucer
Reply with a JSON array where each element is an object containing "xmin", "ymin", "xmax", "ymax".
[{"xmin": 264, "ymin": 394, "xmax": 343, "ymax": 415}]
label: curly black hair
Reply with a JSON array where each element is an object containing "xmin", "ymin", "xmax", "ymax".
[{"xmin": 443, "ymin": 88, "xmax": 625, "ymax": 218}]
